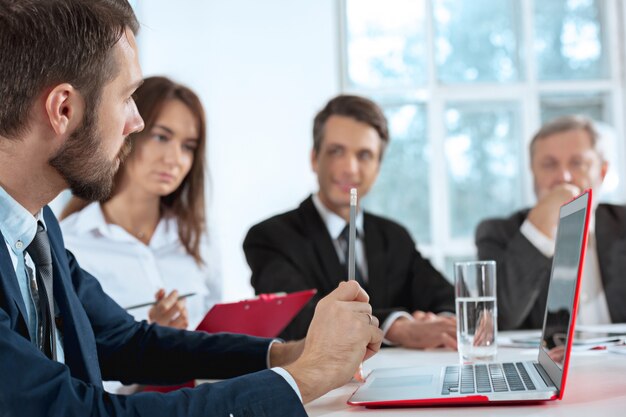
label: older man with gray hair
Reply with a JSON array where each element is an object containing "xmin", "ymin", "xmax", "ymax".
[{"xmin": 476, "ymin": 115, "xmax": 626, "ymax": 330}]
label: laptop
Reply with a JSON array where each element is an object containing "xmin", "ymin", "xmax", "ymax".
[{"xmin": 348, "ymin": 189, "xmax": 592, "ymax": 407}]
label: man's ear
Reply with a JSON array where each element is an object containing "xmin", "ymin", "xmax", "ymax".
[
  {"xmin": 44, "ymin": 83, "xmax": 84, "ymax": 136},
  {"xmin": 311, "ymin": 148, "xmax": 319, "ymax": 174},
  {"xmin": 600, "ymin": 160, "xmax": 609, "ymax": 182}
]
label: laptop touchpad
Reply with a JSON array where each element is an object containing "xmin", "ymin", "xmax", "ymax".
[{"xmin": 370, "ymin": 375, "xmax": 433, "ymax": 389}]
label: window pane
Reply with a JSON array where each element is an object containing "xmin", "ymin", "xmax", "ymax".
[
  {"xmin": 445, "ymin": 102, "xmax": 524, "ymax": 238},
  {"xmin": 444, "ymin": 255, "xmax": 476, "ymax": 283},
  {"xmin": 345, "ymin": 0, "xmax": 427, "ymax": 89},
  {"xmin": 363, "ymin": 104, "xmax": 430, "ymax": 243},
  {"xmin": 534, "ymin": 0, "xmax": 606, "ymax": 80},
  {"xmin": 434, "ymin": 0, "xmax": 521, "ymax": 83},
  {"xmin": 540, "ymin": 93, "xmax": 606, "ymax": 123}
]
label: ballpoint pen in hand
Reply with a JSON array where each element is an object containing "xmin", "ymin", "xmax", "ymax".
[
  {"xmin": 348, "ymin": 189, "xmax": 357, "ymax": 282},
  {"xmin": 348, "ymin": 188, "xmax": 366, "ymax": 382},
  {"xmin": 124, "ymin": 292, "xmax": 196, "ymax": 311}
]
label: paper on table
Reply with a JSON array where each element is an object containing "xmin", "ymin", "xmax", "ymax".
[
  {"xmin": 576, "ymin": 323, "xmax": 626, "ymax": 334},
  {"xmin": 607, "ymin": 344, "xmax": 626, "ymax": 355},
  {"xmin": 500, "ymin": 327, "xmax": 626, "ymax": 350},
  {"xmin": 498, "ymin": 331, "xmax": 541, "ymax": 348}
]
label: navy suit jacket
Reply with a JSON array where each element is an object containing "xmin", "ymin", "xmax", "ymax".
[
  {"xmin": 244, "ymin": 196, "xmax": 455, "ymax": 340},
  {"xmin": 0, "ymin": 207, "xmax": 305, "ymax": 416}
]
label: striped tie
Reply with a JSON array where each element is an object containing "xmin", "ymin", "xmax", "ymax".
[
  {"xmin": 339, "ymin": 225, "xmax": 367, "ymax": 288},
  {"xmin": 26, "ymin": 221, "xmax": 57, "ymax": 360}
]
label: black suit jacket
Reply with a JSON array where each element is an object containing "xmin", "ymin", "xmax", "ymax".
[
  {"xmin": 243, "ymin": 196, "xmax": 455, "ymax": 340},
  {"xmin": 0, "ymin": 207, "xmax": 305, "ymax": 416},
  {"xmin": 476, "ymin": 203, "xmax": 626, "ymax": 330}
]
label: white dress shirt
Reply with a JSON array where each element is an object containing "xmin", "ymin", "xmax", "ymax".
[
  {"xmin": 61, "ymin": 203, "xmax": 302, "ymax": 399},
  {"xmin": 521, "ymin": 214, "xmax": 612, "ymax": 325},
  {"xmin": 60, "ymin": 202, "xmax": 222, "ymax": 329},
  {"xmin": 311, "ymin": 194, "xmax": 367, "ymax": 280}
]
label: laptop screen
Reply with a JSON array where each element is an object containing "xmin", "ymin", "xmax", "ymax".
[{"xmin": 539, "ymin": 192, "xmax": 590, "ymax": 375}]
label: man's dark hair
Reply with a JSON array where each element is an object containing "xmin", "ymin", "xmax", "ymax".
[
  {"xmin": 0, "ymin": 0, "xmax": 139, "ymax": 138},
  {"xmin": 312, "ymin": 95, "xmax": 390, "ymax": 159}
]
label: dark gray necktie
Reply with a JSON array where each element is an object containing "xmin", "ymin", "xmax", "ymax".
[
  {"xmin": 26, "ymin": 221, "xmax": 57, "ymax": 360},
  {"xmin": 339, "ymin": 225, "xmax": 367, "ymax": 288}
]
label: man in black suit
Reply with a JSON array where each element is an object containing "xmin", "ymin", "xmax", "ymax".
[
  {"xmin": 0, "ymin": 2, "xmax": 382, "ymax": 415},
  {"xmin": 476, "ymin": 115, "xmax": 626, "ymax": 330},
  {"xmin": 244, "ymin": 95, "xmax": 456, "ymax": 349}
]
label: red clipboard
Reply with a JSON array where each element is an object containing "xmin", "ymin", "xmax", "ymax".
[
  {"xmin": 195, "ymin": 289, "xmax": 317, "ymax": 337},
  {"xmin": 143, "ymin": 289, "xmax": 316, "ymax": 393}
]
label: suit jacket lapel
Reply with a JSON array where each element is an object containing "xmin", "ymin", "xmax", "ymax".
[
  {"xmin": 0, "ymin": 230, "xmax": 30, "ymax": 335},
  {"xmin": 363, "ymin": 214, "xmax": 387, "ymax": 306},
  {"xmin": 300, "ymin": 197, "xmax": 346, "ymax": 291},
  {"xmin": 596, "ymin": 206, "xmax": 613, "ymax": 279},
  {"xmin": 45, "ymin": 208, "xmax": 102, "ymax": 385},
  {"xmin": 596, "ymin": 205, "xmax": 624, "ymax": 286},
  {"xmin": 595, "ymin": 204, "xmax": 626, "ymax": 321}
]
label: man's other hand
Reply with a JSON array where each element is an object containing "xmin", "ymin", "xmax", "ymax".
[{"xmin": 283, "ymin": 281, "xmax": 383, "ymax": 403}]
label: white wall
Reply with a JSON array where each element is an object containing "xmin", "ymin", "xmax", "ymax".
[{"xmin": 135, "ymin": 1, "xmax": 340, "ymax": 301}]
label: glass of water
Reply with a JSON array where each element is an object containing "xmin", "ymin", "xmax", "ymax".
[{"xmin": 454, "ymin": 260, "xmax": 497, "ymax": 363}]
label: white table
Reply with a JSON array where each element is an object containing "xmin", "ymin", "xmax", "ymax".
[{"xmin": 305, "ymin": 331, "xmax": 626, "ymax": 416}]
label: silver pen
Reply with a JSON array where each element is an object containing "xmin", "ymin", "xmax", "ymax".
[
  {"xmin": 125, "ymin": 292, "xmax": 196, "ymax": 311},
  {"xmin": 348, "ymin": 188, "xmax": 366, "ymax": 382},
  {"xmin": 348, "ymin": 188, "xmax": 357, "ymax": 281}
]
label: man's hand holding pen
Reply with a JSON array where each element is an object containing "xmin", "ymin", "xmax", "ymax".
[
  {"xmin": 282, "ymin": 281, "xmax": 383, "ymax": 404},
  {"xmin": 269, "ymin": 187, "xmax": 383, "ymax": 403}
]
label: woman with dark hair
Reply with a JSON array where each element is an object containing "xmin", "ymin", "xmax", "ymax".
[{"xmin": 60, "ymin": 76, "xmax": 220, "ymax": 336}]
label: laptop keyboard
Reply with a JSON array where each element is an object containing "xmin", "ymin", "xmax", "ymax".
[{"xmin": 442, "ymin": 362, "xmax": 536, "ymax": 395}]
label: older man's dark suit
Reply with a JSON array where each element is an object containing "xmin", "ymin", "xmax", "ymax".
[
  {"xmin": 476, "ymin": 203, "xmax": 626, "ymax": 330},
  {"xmin": 0, "ymin": 207, "xmax": 305, "ymax": 416},
  {"xmin": 244, "ymin": 196, "xmax": 455, "ymax": 341}
]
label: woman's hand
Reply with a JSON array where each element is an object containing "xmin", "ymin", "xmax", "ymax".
[{"xmin": 148, "ymin": 289, "xmax": 189, "ymax": 329}]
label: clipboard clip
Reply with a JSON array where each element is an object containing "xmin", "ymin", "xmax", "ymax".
[{"xmin": 257, "ymin": 292, "xmax": 287, "ymax": 301}]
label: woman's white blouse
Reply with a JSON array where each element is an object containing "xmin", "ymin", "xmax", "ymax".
[{"xmin": 60, "ymin": 202, "xmax": 222, "ymax": 330}]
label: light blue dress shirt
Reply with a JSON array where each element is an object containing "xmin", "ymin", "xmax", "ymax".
[{"xmin": 0, "ymin": 185, "xmax": 64, "ymax": 363}]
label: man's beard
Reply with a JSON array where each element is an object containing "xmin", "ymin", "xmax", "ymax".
[{"xmin": 49, "ymin": 111, "xmax": 131, "ymax": 201}]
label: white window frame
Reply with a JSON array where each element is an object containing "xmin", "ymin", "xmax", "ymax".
[{"xmin": 339, "ymin": 0, "xmax": 626, "ymax": 274}]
